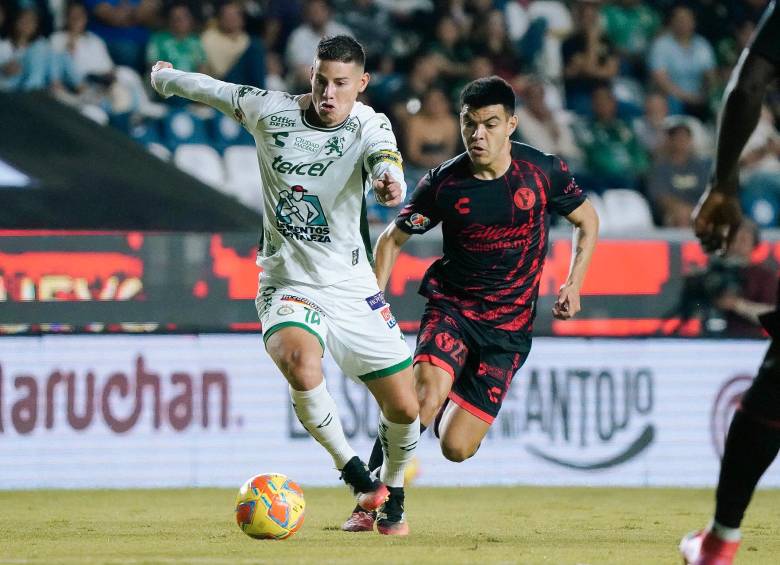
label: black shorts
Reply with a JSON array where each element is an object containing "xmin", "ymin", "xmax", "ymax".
[
  {"xmin": 414, "ymin": 302, "xmax": 530, "ymax": 424},
  {"xmin": 741, "ymin": 338, "xmax": 780, "ymax": 424}
]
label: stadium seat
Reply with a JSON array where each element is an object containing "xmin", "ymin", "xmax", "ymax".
[
  {"xmin": 601, "ymin": 189, "xmax": 655, "ymax": 232},
  {"xmin": 224, "ymin": 145, "xmax": 262, "ymax": 211},
  {"xmin": 129, "ymin": 119, "xmax": 162, "ymax": 146},
  {"xmin": 173, "ymin": 144, "xmax": 225, "ymax": 188},
  {"xmin": 162, "ymin": 110, "xmax": 210, "ymax": 150},
  {"xmin": 212, "ymin": 114, "xmax": 254, "ymax": 151}
]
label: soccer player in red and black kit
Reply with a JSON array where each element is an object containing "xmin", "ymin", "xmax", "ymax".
[
  {"xmin": 341, "ymin": 76, "xmax": 599, "ymax": 534},
  {"xmin": 680, "ymin": 2, "xmax": 780, "ymax": 564}
]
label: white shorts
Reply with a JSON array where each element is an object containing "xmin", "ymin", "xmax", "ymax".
[{"xmin": 256, "ymin": 274, "xmax": 412, "ymax": 382}]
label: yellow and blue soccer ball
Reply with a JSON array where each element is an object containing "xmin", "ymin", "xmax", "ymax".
[{"xmin": 235, "ymin": 473, "xmax": 305, "ymax": 540}]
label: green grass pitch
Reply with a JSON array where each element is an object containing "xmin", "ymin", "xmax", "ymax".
[{"xmin": 1, "ymin": 487, "xmax": 779, "ymax": 564}]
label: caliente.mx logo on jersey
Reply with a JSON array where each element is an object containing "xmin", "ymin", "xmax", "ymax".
[{"xmin": 275, "ymin": 185, "xmax": 331, "ymax": 242}]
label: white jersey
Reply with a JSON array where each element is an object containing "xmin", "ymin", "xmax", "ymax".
[{"xmin": 152, "ymin": 69, "xmax": 406, "ymax": 286}]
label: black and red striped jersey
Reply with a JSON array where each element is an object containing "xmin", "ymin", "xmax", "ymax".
[{"xmin": 396, "ymin": 141, "xmax": 585, "ymax": 338}]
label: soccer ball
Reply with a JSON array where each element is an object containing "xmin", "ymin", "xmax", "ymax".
[{"xmin": 235, "ymin": 473, "xmax": 305, "ymax": 540}]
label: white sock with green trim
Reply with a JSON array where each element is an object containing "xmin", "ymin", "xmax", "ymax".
[
  {"xmin": 289, "ymin": 380, "xmax": 356, "ymax": 469},
  {"xmin": 378, "ymin": 413, "xmax": 420, "ymax": 488}
]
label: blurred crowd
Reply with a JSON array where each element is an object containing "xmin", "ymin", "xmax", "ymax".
[{"xmin": 1, "ymin": 0, "xmax": 779, "ymax": 228}]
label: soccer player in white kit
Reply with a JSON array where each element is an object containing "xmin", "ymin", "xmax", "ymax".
[{"xmin": 150, "ymin": 35, "xmax": 419, "ymax": 536}]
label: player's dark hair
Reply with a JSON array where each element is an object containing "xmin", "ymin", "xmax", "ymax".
[
  {"xmin": 459, "ymin": 76, "xmax": 515, "ymax": 116},
  {"xmin": 316, "ymin": 35, "xmax": 365, "ymax": 68}
]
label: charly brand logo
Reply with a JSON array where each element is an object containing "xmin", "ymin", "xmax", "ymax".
[
  {"xmin": 274, "ymin": 185, "xmax": 331, "ymax": 243},
  {"xmin": 0, "ymin": 356, "xmax": 231, "ymax": 435},
  {"xmin": 495, "ymin": 365, "xmax": 655, "ymax": 470},
  {"xmin": 711, "ymin": 375, "xmax": 752, "ymax": 459}
]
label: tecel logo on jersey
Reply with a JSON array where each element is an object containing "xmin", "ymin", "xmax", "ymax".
[{"xmin": 494, "ymin": 364, "xmax": 656, "ymax": 470}]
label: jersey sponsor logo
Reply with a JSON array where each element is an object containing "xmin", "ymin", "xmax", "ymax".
[
  {"xmin": 380, "ymin": 305, "xmax": 397, "ymax": 328},
  {"xmin": 281, "ymin": 294, "xmax": 323, "ymax": 312},
  {"xmin": 273, "ymin": 133, "xmax": 321, "ymax": 154},
  {"xmin": 513, "ymin": 187, "xmax": 536, "ymax": 210},
  {"xmin": 460, "ymin": 223, "xmax": 532, "ymax": 253},
  {"xmin": 454, "ymin": 197, "xmax": 471, "ymax": 215},
  {"xmin": 345, "ymin": 117, "xmax": 358, "ymax": 133},
  {"xmin": 365, "ymin": 291, "xmax": 386, "ymax": 310},
  {"xmin": 271, "ymin": 155, "xmax": 335, "ymax": 176},
  {"xmin": 293, "ymin": 137, "xmax": 321, "ymax": 154},
  {"xmin": 275, "ymin": 185, "xmax": 332, "ymax": 243},
  {"xmin": 366, "ymin": 150, "xmax": 402, "ymax": 169},
  {"xmin": 324, "ymin": 135, "xmax": 345, "ymax": 157},
  {"xmin": 352, "ymin": 248, "xmax": 359, "ymax": 266},
  {"xmin": 269, "ymin": 115, "xmax": 297, "ymax": 128}
]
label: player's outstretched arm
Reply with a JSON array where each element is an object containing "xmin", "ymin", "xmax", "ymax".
[
  {"xmin": 373, "ymin": 223, "xmax": 411, "ymax": 292},
  {"xmin": 693, "ymin": 51, "xmax": 778, "ymax": 253},
  {"xmin": 150, "ymin": 61, "xmax": 247, "ymax": 122},
  {"xmin": 555, "ymin": 199, "xmax": 599, "ymax": 320}
]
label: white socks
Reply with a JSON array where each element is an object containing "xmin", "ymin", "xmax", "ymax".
[
  {"xmin": 289, "ymin": 380, "xmax": 356, "ymax": 469},
  {"xmin": 710, "ymin": 519, "xmax": 742, "ymax": 542},
  {"xmin": 378, "ymin": 412, "xmax": 420, "ymax": 488}
]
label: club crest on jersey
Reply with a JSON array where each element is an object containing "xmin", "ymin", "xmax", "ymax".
[
  {"xmin": 324, "ymin": 135, "xmax": 345, "ymax": 157},
  {"xmin": 513, "ymin": 187, "xmax": 536, "ymax": 210},
  {"xmin": 275, "ymin": 185, "xmax": 331, "ymax": 243},
  {"xmin": 406, "ymin": 213, "xmax": 430, "ymax": 231}
]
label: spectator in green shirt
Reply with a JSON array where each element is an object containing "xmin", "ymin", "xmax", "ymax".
[
  {"xmin": 601, "ymin": 0, "xmax": 661, "ymax": 80},
  {"xmin": 574, "ymin": 84, "xmax": 649, "ymax": 191},
  {"xmin": 146, "ymin": 3, "xmax": 205, "ymax": 74}
]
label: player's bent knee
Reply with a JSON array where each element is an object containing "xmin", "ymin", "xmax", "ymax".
[
  {"xmin": 382, "ymin": 397, "xmax": 419, "ymax": 424},
  {"xmin": 440, "ymin": 440, "xmax": 474, "ymax": 463}
]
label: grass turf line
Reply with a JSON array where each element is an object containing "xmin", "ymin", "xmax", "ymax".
[{"xmin": 1, "ymin": 487, "xmax": 779, "ymax": 564}]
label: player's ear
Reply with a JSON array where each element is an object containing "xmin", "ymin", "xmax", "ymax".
[
  {"xmin": 358, "ymin": 72, "xmax": 370, "ymax": 93},
  {"xmin": 507, "ymin": 113, "xmax": 518, "ymax": 137}
]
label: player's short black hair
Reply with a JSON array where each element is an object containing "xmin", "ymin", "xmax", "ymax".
[
  {"xmin": 316, "ymin": 35, "xmax": 365, "ymax": 68},
  {"xmin": 459, "ymin": 76, "xmax": 515, "ymax": 116}
]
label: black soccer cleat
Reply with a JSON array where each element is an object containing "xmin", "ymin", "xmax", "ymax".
[
  {"xmin": 376, "ymin": 486, "xmax": 409, "ymax": 536},
  {"xmin": 339, "ymin": 456, "xmax": 389, "ymax": 512}
]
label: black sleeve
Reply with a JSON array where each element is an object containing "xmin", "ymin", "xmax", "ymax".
[
  {"xmin": 395, "ymin": 171, "xmax": 442, "ymax": 234},
  {"xmin": 548, "ymin": 155, "xmax": 586, "ymax": 216},
  {"xmin": 750, "ymin": 0, "xmax": 780, "ymax": 65}
]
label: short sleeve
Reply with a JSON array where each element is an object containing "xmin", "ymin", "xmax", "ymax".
[
  {"xmin": 548, "ymin": 156, "xmax": 586, "ymax": 216},
  {"xmin": 395, "ymin": 172, "xmax": 441, "ymax": 234},
  {"xmin": 362, "ymin": 113, "xmax": 404, "ymax": 177},
  {"xmin": 362, "ymin": 112, "xmax": 407, "ymax": 202}
]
